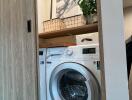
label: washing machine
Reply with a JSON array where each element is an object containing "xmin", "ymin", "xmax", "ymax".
[
  {"xmin": 46, "ymin": 44, "xmax": 101, "ymax": 100},
  {"xmin": 39, "ymin": 48, "xmax": 47, "ymax": 100}
]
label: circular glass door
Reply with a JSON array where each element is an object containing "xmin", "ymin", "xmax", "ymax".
[
  {"xmin": 59, "ymin": 70, "xmax": 88, "ymax": 100},
  {"xmin": 49, "ymin": 62, "xmax": 101, "ymax": 100}
]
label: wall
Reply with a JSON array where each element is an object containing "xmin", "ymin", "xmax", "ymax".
[
  {"xmin": 37, "ymin": 0, "xmax": 51, "ymax": 33},
  {"xmin": 124, "ymin": 7, "xmax": 132, "ymax": 40}
]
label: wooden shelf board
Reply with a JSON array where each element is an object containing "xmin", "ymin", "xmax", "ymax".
[
  {"xmin": 39, "ymin": 36, "xmax": 76, "ymax": 48},
  {"xmin": 39, "ymin": 43, "xmax": 76, "ymax": 48},
  {"xmin": 39, "ymin": 23, "xmax": 98, "ymax": 39}
]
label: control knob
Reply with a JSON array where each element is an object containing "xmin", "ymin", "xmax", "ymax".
[{"xmin": 66, "ymin": 49, "xmax": 73, "ymax": 56}]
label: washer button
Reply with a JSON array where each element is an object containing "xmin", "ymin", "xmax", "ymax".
[{"xmin": 66, "ymin": 50, "xmax": 73, "ymax": 56}]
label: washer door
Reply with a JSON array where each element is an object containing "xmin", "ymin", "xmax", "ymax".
[{"xmin": 50, "ymin": 62, "xmax": 101, "ymax": 100}]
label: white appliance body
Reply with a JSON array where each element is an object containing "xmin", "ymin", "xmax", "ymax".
[
  {"xmin": 76, "ymin": 32, "xmax": 99, "ymax": 45},
  {"xmin": 39, "ymin": 48, "xmax": 47, "ymax": 100},
  {"xmin": 46, "ymin": 44, "xmax": 101, "ymax": 100}
]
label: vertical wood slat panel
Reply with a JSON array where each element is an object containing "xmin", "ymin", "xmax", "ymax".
[
  {"xmin": 96, "ymin": 0, "xmax": 106, "ymax": 100},
  {"xmin": 0, "ymin": 0, "xmax": 38, "ymax": 100},
  {"xmin": 97, "ymin": 0, "xmax": 129, "ymax": 100}
]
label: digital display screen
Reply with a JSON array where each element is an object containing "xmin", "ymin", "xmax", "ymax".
[{"xmin": 82, "ymin": 48, "xmax": 96, "ymax": 54}]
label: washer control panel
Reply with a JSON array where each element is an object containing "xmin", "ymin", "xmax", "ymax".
[{"xmin": 65, "ymin": 44, "xmax": 99, "ymax": 60}]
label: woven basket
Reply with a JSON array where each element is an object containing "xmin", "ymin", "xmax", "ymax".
[
  {"xmin": 43, "ymin": 18, "xmax": 65, "ymax": 32},
  {"xmin": 43, "ymin": 14, "xmax": 97, "ymax": 32},
  {"xmin": 63, "ymin": 15, "xmax": 86, "ymax": 28}
]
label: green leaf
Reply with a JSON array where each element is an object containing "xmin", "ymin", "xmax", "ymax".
[{"xmin": 77, "ymin": 0, "xmax": 97, "ymax": 16}]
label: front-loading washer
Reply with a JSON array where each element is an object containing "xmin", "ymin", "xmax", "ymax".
[{"xmin": 46, "ymin": 44, "xmax": 101, "ymax": 100}]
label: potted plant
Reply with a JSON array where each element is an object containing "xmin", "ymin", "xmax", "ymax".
[{"xmin": 78, "ymin": 0, "xmax": 97, "ymax": 24}]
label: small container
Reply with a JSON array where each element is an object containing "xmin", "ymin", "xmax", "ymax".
[
  {"xmin": 63, "ymin": 14, "xmax": 86, "ymax": 29},
  {"xmin": 43, "ymin": 18, "xmax": 65, "ymax": 32}
]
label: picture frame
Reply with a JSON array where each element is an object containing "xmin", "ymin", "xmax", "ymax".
[{"xmin": 52, "ymin": 0, "xmax": 82, "ymax": 19}]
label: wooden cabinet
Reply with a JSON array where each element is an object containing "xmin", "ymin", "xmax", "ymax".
[
  {"xmin": 0, "ymin": 0, "xmax": 130, "ymax": 100},
  {"xmin": 0, "ymin": 0, "xmax": 38, "ymax": 100}
]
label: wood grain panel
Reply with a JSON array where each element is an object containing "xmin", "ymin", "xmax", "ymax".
[
  {"xmin": 39, "ymin": 36, "xmax": 76, "ymax": 48},
  {"xmin": 96, "ymin": 0, "xmax": 106, "ymax": 100},
  {"xmin": 97, "ymin": 0, "xmax": 129, "ymax": 100},
  {"xmin": 0, "ymin": 0, "xmax": 38, "ymax": 100}
]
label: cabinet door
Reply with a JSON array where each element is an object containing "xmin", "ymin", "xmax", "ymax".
[{"xmin": 0, "ymin": 0, "xmax": 38, "ymax": 100}]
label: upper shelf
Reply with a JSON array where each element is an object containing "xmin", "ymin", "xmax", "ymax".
[{"xmin": 39, "ymin": 23, "xmax": 98, "ymax": 39}]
